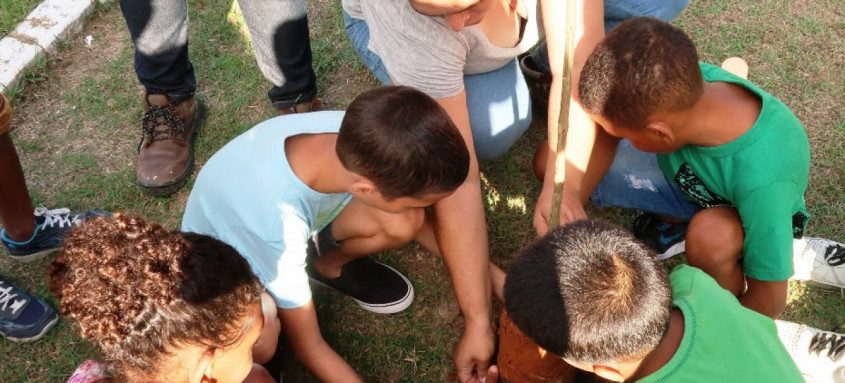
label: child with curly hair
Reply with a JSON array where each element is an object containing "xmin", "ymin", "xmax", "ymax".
[{"xmin": 48, "ymin": 214, "xmax": 279, "ymax": 383}]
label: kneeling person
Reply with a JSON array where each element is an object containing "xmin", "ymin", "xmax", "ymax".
[
  {"xmin": 181, "ymin": 86, "xmax": 470, "ymax": 381},
  {"xmin": 504, "ymin": 219, "xmax": 803, "ymax": 382}
]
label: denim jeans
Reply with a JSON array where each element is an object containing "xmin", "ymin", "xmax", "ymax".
[
  {"xmin": 530, "ymin": 0, "xmax": 690, "ymax": 72},
  {"xmin": 591, "ymin": 140, "xmax": 700, "ymax": 220},
  {"xmin": 343, "ymin": 13, "xmax": 532, "ymax": 161},
  {"xmin": 119, "ymin": 0, "xmax": 317, "ymax": 108}
]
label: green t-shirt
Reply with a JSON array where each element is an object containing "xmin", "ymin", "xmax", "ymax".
[
  {"xmin": 657, "ymin": 63, "xmax": 810, "ymax": 281},
  {"xmin": 638, "ymin": 265, "xmax": 803, "ymax": 383}
]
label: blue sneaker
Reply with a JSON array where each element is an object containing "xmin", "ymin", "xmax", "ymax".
[
  {"xmin": 1, "ymin": 207, "xmax": 111, "ymax": 263},
  {"xmin": 631, "ymin": 213, "xmax": 688, "ymax": 260},
  {"xmin": 0, "ymin": 276, "xmax": 58, "ymax": 342}
]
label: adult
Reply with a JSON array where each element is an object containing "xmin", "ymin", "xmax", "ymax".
[
  {"xmin": 341, "ymin": 0, "xmax": 688, "ymax": 381},
  {"xmin": 119, "ymin": 0, "xmax": 321, "ymax": 196}
]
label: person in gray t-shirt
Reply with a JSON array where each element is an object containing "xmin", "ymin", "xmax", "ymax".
[{"xmin": 342, "ymin": 0, "xmax": 689, "ymax": 381}]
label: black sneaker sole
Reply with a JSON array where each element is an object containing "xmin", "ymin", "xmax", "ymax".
[
  {"xmin": 309, "ymin": 262, "xmax": 415, "ymax": 314},
  {"xmin": 138, "ymin": 98, "xmax": 206, "ymax": 197}
]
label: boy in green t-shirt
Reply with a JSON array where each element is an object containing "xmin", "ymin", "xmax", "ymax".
[
  {"xmin": 576, "ymin": 16, "xmax": 813, "ymax": 318},
  {"xmin": 504, "ymin": 219, "xmax": 805, "ymax": 382}
]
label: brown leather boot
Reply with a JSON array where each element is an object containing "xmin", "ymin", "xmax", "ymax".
[
  {"xmin": 136, "ymin": 93, "xmax": 204, "ymax": 196},
  {"xmin": 0, "ymin": 93, "xmax": 10, "ymax": 136},
  {"xmin": 277, "ymin": 97, "xmax": 322, "ymax": 116}
]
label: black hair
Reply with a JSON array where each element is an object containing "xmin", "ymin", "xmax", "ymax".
[
  {"xmin": 578, "ymin": 17, "xmax": 703, "ymax": 130},
  {"xmin": 336, "ymin": 86, "xmax": 470, "ymax": 199},
  {"xmin": 504, "ymin": 219, "xmax": 672, "ymax": 364}
]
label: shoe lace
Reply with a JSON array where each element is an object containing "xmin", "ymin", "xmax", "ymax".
[
  {"xmin": 824, "ymin": 243, "xmax": 845, "ymax": 267},
  {"xmin": 0, "ymin": 282, "xmax": 27, "ymax": 316},
  {"xmin": 34, "ymin": 206, "xmax": 80, "ymax": 229},
  {"xmin": 137, "ymin": 104, "xmax": 184, "ymax": 151},
  {"xmin": 809, "ymin": 331, "xmax": 845, "ymax": 362}
]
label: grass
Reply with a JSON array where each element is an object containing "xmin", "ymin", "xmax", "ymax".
[
  {"xmin": 1, "ymin": 0, "xmax": 843, "ymax": 381},
  {"xmin": 0, "ymin": 0, "xmax": 41, "ymax": 36}
]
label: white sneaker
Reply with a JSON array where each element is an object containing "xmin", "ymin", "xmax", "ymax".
[
  {"xmin": 793, "ymin": 237, "xmax": 845, "ymax": 290},
  {"xmin": 776, "ymin": 320, "xmax": 845, "ymax": 383}
]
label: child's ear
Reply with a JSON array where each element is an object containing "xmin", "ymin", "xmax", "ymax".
[
  {"xmin": 592, "ymin": 364, "xmax": 626, "ymax": 382},
  {"xmin": 190, "ymin": 348, "xmax": 218, "ymax": 383},
  {"xmin": 349, "ymin": 175, "xmax": 378, "ymax": 195},
  {"xmin": 645, "ymin": 120, "xmax": 676, "ymax": 146}
]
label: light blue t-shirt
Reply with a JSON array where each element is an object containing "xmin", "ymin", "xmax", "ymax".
[{"xmin": 182, "ymin": 111, "xmax": 352, "ymax": 309}]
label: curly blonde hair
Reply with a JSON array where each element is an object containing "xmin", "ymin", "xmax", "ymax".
[{"xmin": 48, "ymin": 214, "xmax": 263, "ymax": 378}]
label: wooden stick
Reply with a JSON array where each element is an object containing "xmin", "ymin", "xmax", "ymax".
[{"xmin": 548, "ymin": 0, "xmax": 577, "ymax": 229}]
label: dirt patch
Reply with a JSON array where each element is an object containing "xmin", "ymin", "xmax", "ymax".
[{"xmin": 498, "ymin": 310, "xmax": 575, "ymax": 383}]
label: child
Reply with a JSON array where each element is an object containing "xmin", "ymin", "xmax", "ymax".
[
  {"xmin": 575, "ymin": 17, "xmax": 812, "ymax": 318},
  {"xmin": 181, "ymin": 86, "xmax": 472, "ymax": 381},
  {"xmin": 504, "ymin": 219, "xmax": 804, "ymax": 382},
  {"xmin": 48, "ymin": 214, "xmax": 278, "ymax": 383},
  {"xmin": 0, "ymin": 93, "xmax": 107, "ymax": 342}
]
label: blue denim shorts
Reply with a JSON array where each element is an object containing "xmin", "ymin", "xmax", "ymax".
[
  {"xmin": 531, "ymin": 0, "xmax": 690, "ymax": 72},
  {"xmin": 591, "ymin": 140, "xmax": 700, "ymax": 220}
]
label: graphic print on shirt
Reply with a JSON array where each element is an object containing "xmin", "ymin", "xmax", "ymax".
[
  {"xmin": 673, "ymin": 164, "xmax": 731, "ymax": 208},
  {"xmin": 674, "ymin": 163, "xmax": 809, "ymax": 238}
]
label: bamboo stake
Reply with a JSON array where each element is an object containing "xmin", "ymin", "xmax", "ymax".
[{"xmin": 548, "ymin": 0, "xmax": 577, "ymax": 229}]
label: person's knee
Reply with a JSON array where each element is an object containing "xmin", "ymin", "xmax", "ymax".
[
  {"xmin": 380, "ymin": 207, "xmax": 426, "ymax": 244},
  {"xmin": 686, "ymin": 208, "xmax": 744, "ymax": 268},
  {"xmin": 474, "ymin": 118, "xmax": 531, "ymax": 161}
]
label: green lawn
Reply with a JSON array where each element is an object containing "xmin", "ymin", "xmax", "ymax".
[
  {"xmin": 0, "ymin": 0, "xmax": 42, "ymax": 36},
  {"xmin": 1, "ymin": 0, "xmax": 843, "ymax": 382}
]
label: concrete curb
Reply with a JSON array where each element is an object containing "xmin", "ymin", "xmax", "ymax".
[{"xmin": 0, "ymin": 0, "xmax": 110, "ymax": 94}]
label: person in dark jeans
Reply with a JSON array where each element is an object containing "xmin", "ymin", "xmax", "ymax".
[{"xmin": 119, "ymin": 0, "xmax": 321, "ymax": 196}]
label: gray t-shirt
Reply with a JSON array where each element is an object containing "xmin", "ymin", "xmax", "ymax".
[{"xmin": 343, "ymin": 0, "xmax": 543, "ymax": 99}]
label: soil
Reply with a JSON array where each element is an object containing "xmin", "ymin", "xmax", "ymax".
[{"xmin": 497, "ymin": 309, "xmax": 576, "ymax": 383}]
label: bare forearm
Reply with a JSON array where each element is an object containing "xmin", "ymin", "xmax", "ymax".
[
  {"xmin": 281, "ymin": 304, "xmax": 363, "ymax": 383},
  {"xmin": 540, "ymin": 0, "xmax": 612, "ymax": 203},
  {"xmin": 295, "ymin": 341, "xmax": 362, "ymax": 383},
  {"xmin": 434, "ymin": 173, "xmax": 492, "ymax": 325}
]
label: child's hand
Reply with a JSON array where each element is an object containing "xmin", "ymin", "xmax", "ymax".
[
  {"xmin": 485, "ymin": 365, "xmax": 500, "ymax": 383},
  {"xmin": 454, "ymin": 321, "xmax": 497, "ymax": 383}
]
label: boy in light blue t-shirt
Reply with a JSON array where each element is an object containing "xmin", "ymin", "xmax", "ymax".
[{"xmin": 182, "ymin": 86, "xmax": 470, "ymax": 381}]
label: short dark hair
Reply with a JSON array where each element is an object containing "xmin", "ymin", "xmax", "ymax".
[
  {"xmin": 578, "ymin": 17, "xmax": 703, "ymax": 130},
  {"xmin": 48, "ymin": 214, "xmax": 263, "ymax": 379},
  {"xmin": 504, "ymin": 219, "xmax": 672, "ymax": 364},
  {"xmin": 336, "ymin": 86, "xmax": 470, "ymax": 199}
]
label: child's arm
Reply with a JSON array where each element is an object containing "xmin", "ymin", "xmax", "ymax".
[
  {"xmin": 729, "ymin": 184, "xmax": 800, "ymax": 317},
  {"xmin": 490, "ymin": 262, "xmax": 506, "ymax": 303},
  {"xmin": 242, "ymin": 364, "xmax": 276, "ymax": 383},
  {"xmin": 253, "ymin": 292, "xmax": 282, "ymax": 364},
  {"xmin": 432, "ymin": 91, "xmax": 497, "ymax": 383},
  {"xmin": 279, "ymin": 301, "xmax": 364, "ymax": 383},
  {"xmin": 741, "ymin": 278, "xmax": 788, "ymax": 318}
]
